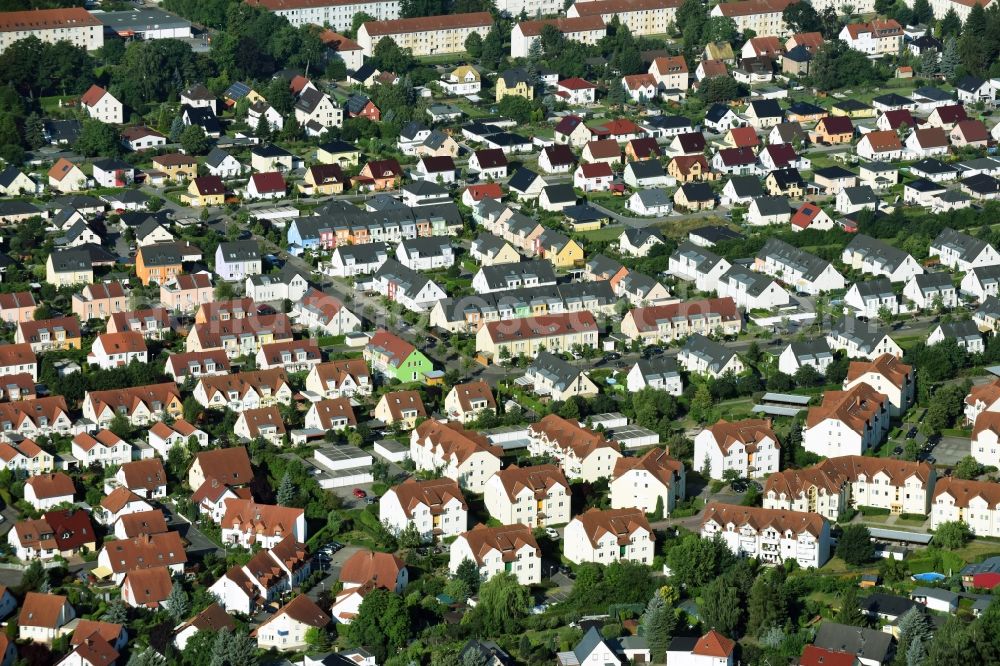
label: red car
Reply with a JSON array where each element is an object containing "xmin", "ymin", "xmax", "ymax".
[{"xmin": 353, "ymin": 488, "xmax": 366, "ymax": 499}]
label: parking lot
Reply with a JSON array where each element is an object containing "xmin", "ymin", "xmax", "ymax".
[{"xmin": 927, "ymin": 435, "xmax": 970, "ymax": 467}]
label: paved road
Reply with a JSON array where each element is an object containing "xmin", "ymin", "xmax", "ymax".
[{"xmin": 306, "ymin": 544, "xmax": 362, "ymax": 603}]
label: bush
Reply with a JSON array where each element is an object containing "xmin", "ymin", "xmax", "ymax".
[{"xmin": 858, "ymin": 506, "xmax": 891, "ymax": 516}]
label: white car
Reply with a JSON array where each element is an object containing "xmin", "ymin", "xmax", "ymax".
[{"xmin": 544, "ymin": 528, "xmax": 559, "ymax": 540}]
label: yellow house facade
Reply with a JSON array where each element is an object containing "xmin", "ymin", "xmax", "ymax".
[
  {"xmin": 539, "ymin": 232, "xmax": 584, "ymax": 269},
  {"xmin": 317, "ymin": 143, "xmax": 360, "ymax": 168},
  {"xmin": 496, "ymin": 69, "xmax": 534, "ymax": 102}
]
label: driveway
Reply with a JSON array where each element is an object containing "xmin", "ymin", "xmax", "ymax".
[
  {"xmin": 307, "ymin": 544, "xmax": 363, "ymax": 602},
  {"xmin": 545, "ymin": 571, "xmax": 575, "ymax": 603}
]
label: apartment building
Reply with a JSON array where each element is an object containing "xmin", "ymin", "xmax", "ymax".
[
  {"xmin": 246, "ymin": 0, "xmax": 399, "ymax": 31},
  {"xmin": 483, "ymin": 464, "xmax": 571, "ymax": 528},
  {"xmin": 843, "ymin": 354, "xmax": 915, "ymax": 418},
  {"xmin": 380, "ymin": 478, "xmax": 468, "ymax": 541},
  {"xmin": 839, "ymin": 19, "xmax": 904, "ymax": 57},
  {"xmin": 528, "ymin": 414, "xmax": 622, "ymax": 483},
  {"xmin": 0, "ymin": 8, "xmax": 103, "ymax": 53},
  {"xmin": 802, "ymin": 384, "xmax": 890, "ymax": 458},
  {"xmin": 931, "ymin": 477, "xmax": 1000, "ymax": 536},
  {"xmin": 610, "ymin": 448, "xmax": 686, "ymax": 515},
  {"xmin": 510, "ymin": 16, "xmax": 606, "ymax": 58},
  {"xmin": 564, "ymin": 508, "xmax": 654, "ymax": 565},
  {"xmin": 709, "ymin": 0, "xmax": 794, "ymax": 37},
  {"xmin": 694, "ymin": 418, "xmax": 781, "ymax": 480},
  {"xmin": 476, "ymin": 312, "xmax": 598, "ymax": 362},
  {"xmin": 409, "ymin": 419, "xmax": 503, "ymax": 492},
  {"xmin": 449, "ymin": 524, "xmax": 541, "ymax": 585},
  {"xmin": 701, "ymin": 502, "xmax": 831, "ymax": 568},
  {"xmin": 357, "ymin": 12, "xmax": 491, "ymax": 57},
  {"xmin": 567, "ymin": 0, "xmax": 681, "ymax": 37}
]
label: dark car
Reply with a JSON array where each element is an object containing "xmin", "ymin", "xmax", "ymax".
[
  {"xmin": 604, "ymin": 351, "xmax": 622, "ymax": 361},
  {"xmin": 731, "ymin": 480, "xmax": 748, "ymax": 493},
  {"xmin": 893, "ymin": 446, "xmax": 903, "ymax": 455},
  {"xmin": 906, "ymin": 427, "xmax": 918, "ymax": 439}
]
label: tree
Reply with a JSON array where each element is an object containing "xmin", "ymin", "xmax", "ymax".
[
  {"xmin": 698, "ymin": 75, "xmax": 744, "ymax": 103},
  {"xmin": 305, "ymin": 627, "xmax": 332, "ymax": 651},
  {"xmin": 934, "ymin": 520, "xmax": 973, "ymax": 549},
  {"xmin": 461, "ymin": 648, "xmax": 489, "ymax": 666},
  {"xmin": 276, "ymin": 471, "xmax": 296, "ymax": 506},
  {"xmin": 940, "ymin": 8, "xmax": 961, "ymax": 37},
  {"xmin": 497, "ymin": 95, "xmax": 534, "ymax": 124},
  {"xmin": 836, "ymin": 586, "xmax": 867, "ymax": 626},
  {"xmin": 958, "ymin": 3, "xmax": 989, "ymax": 75},
  {"xmin": 912, "ymin": 0, "xmax": 934, "ymax": 24},
  {"xmin": 480, "ymin": 27, "xmax": 505, "ymax": 70},
  {"xmin": 877, "ymin": 305, "xmax": 896, "ymax": 327},
  {"xmin": 783, "ymin": 2, "xmax": 821, "ymax": 33},
  {"xmin": 837, "ymin": 524, "xmax": 874, "ymax": 565},
  {"xmin": 24, "ymin": 113, "xmax": 45, "ymax": 149},
  {"xmin": 939, "ymin": 36, "xmax": 961, "ymax": 79},
  {"xmin": 638, "ymin": 595, "xmax": 676, "ymax": 659},
  {"xmin": 372, "ymin": 36, "xmax": 414, "ymax": 73},
  {"xmin": 169, "ymin": 116, "xmax": 185, "ymax": 142},
  {"xmin": 898, "ymin": 606, "xmax": 933, "ymax": 659},
  {"xmin": 347, "ymin": 589, "xmax": 410, "ymax": 663},
  {"xmin": 954, "ymin": 455, "xmax": 984, "ymax": 480},
  {"xmin": 747, "ymin": 567, "xmax": 787, "ymax": 636},
  {"xmin": 75, "ymin": 119, "xmax": 121, "ymax": 158},
  {"xmin": 465, "ymin": 32, "xmax": 483, "ymax": 58},
  {"xmin": 180, "ymin": 124, "xmax": 210, "ymax": 155},
  {"xmin": 907, "ymin": 637, "xmax": 927, "ymax": 666},
  {"xmin": 700, "ymin": 577, "xmax": 742, "ymax": 637},
  {"xmin": 666, "ymin": 533, "xmax": 736, "ymax": 588},
  {"xmin": 265, "ymin": 79, "xmax": 295, "ymax": 114},
  {"xmin": 351, "ymin": 12, "xmax": 375, "ymax": 36},
  {"xmin": 102, "ymin": 600, "xmax": 128, "ymax": 625},
  {"xmin": 689, "ymin": 385, "xmax": 714, "ymax": 424},
  {"xmin": 701, "ymin": 16, "xmax": 739, "ymax": 45},
  {"xmin": 398, "ymin": 522, "xmax": 421, "ymax": 549},
  {"xmin": 456, "ymin": 558, "xmax": 482, "ymax": 594},
  {"xmin": 165, "ymin": 581, "xmax": 190, "ymax": 623},
  {"xmin": 810, "ymin": 39, "xmax": 881, "ymax": 90},
  {"xmin": 919, "ymin": 48, "xmax": 939, "ymax": 76},
  {"xmin": 108, "ymin": 413, "xmax": 133, "ymax": 440},
  {"xmin": 465, "ymin": 571, "xmax": 532, "ymax": 635}
]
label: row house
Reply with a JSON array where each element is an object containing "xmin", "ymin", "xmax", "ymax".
[
  {"xmin": 304, "ymin": 398, "xmax": 356, "ymax": 433},
  {"xmin": 443, "ymin": 380, "xmax": 496, "ymax": 424},
  {"xmin": 185, "ymin": 313, "xmax": 294, "ymax": 358},
  {"xmin": 620, "ymin": 297, "xmax": 742, "ymax": 344},
  {"xmin": 147, "ymin": 419, "xmax": 208, "ymax": 457},
  {"xmin": 0, "ymin": 291, "xmax": 37, "ymax": 324},
  {"xmin": 0, "ymin": 397, "xmax": 72, "ymax": 438},
  {"xmin": 16, "ymin": 316, "xmax": 82, "ymax": 353},
  {"xmin": 371, "ymin": 259, "xmax": 448, "ymax": 313},
  {"xmin": 0, "ymin": 343, "xmax": 37, "ymax": 381},
  {"xmin": 72, "ymin": 430, "xmax": 132, "ymax": 468},
  {"xmin": 678, "ymin": 334, "xmax": 746, "ymax": 378},
  {"xmin": 82, "ymin": 383, "xmax": 183, "ymax": 427},
  {"xmin": 164, "ymin": 350, "xmax": 230, "ymax": 381},
  {"xmin": 844, "ymin": 279, "xmax": 899, "ymax": 319},
  {"xmin": 842, "ymin": 234, "xmax": 924, "ymax": 283},
  {"xmin": 972, "ymin": 412, "xmax": 1000, "ymax": 468},
  {"xmin": 71, "ymin": 282, "xmax": 128, "ymax": 321},
  {"xmin": 528, "ymin": 414, "xmax": 622, "ymax": 483},
  {"xmin": 931, "ymin": 227, "xmax": 1000, "ymax": 272},
  {"xmin": 0, "ymin": 438, "xmax": 54, "ymax": 475},
  {"xmin": 9, "ymin": 509, "xmax": 96, "ymax": 562},
  {"xmin": 98, "ymin": 488, "xmax": 153, "ymax": 527},
  {"xmin": 966, "ymin": 378, "xmax": 1000, "ymax": 426},
  {"xmin": 380, "ymin": 477, "xmax": 468, "ymax": 542},
  {"xmin": 701, "ymin": 502, "xmax": 831, "ymax": 568},
  {"xmin": 210, "ymin": 536, "xmax": 310, "ymax": 615},
  {"xmin": 374, "ymin": 390, "xmax": 425, "ymax": 430},
  {"xmin": 221, "ymin": 500, "xmax": 306, "ymax": 549},
  {"xmin": 107, "ymin": 307, "xmax": 172, "ymax": 340},
  {"xmin": 475, "ymin": 311, "xmax": 599, "ymax": 362},
  {"xmin": 193, "ymin": 369, "xmax": 292, "ymax": 412},
  {"xmin": 903, "ymin": 272, "xmax": 957, "ymax": 311},
  {"xmin": 448, "ymin": 523, "xmax": 541, "ymax": 585},
  {"xmin": 112, "ymin": 458, "xmax": 168, "ymax": 499},
  {"xmin": 304, "ymin": 359, "xmax": 372, "ymax": 399},
  {"xmin": 754, "ymin": 238, "xmax": 846, "ymax": 294},
  {"xmin": 826, "ymin": 319, "xmax": 903, "ymax": 360},
  {"xmin": 668, "ymin": 241, "xmax": 732, "ymax": 292},
  {"xmin": 522, "ymin": 352, "xmax": 599, "ymax": 403},
  {"xmin": 839, "ymin": 19, "xmax": 904, "ymax": 57},
  {"xmin": 694, "ymin": 418, "xmax": 780, "ymax": 481},
  {"xmin": 293, "ymin": 289, "xmax": 362, "ymax": 337},
  {"xmin": 25, "ymin": 473, "xmax": 75, "ymax": 511},
  {"xmin": 483, "ymin": 464, "xmax": 570, "ymax": 529},
  {"xmin": 409, "ymin": 419, "xmax": 503, "ymax": 493},
  {"xmin": 256, "ymin": 339, "xmax": 322, "ymax": 373},
  {"xmin": 962, "ymin": 265, "xmax": 1000, "ymax": 304},
  {"xmin": 97, "ymin": 531, "xmax": 187, "ymax": 585}
]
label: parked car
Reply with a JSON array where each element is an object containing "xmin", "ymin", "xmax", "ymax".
[
  {"xmin": 353, "ymin": 488, "xmax": 367, "ymax": 499},
  {"xmin": 544, "ymin": 528, "xmax": 560, "ymax": 540}
]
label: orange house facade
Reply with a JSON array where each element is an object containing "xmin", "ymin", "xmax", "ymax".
[{"xmin": 136, "ymin": 247, "xmax": 183, "ymax": 286}]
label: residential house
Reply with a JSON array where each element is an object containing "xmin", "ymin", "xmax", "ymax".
[
  {"xmin": 564, "ymin": 508, "xmax": 654, "ymax": 565},
  {"xmin": 380, "ymin": 477, "xmax": 468, "ymax": 541},
  {"xmin": 701, "ymin": 502, "xmax": 831, "ymax": 568}
]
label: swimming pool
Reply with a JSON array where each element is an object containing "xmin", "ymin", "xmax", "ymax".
[{"xmin": 912, "ymin": 572, "xmax": 947, "ymax": 582}]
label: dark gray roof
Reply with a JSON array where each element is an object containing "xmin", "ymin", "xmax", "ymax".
[
  {"xmin": 910, "ymin": 158, "xmax": 958, "ymax": 176},
  {"xmin": 845, "ymin": 234, "xmax": 914, "ymax": 273},
  {"xmin": 573, "ymin": 627, "xmax": 607, "ymax": 663},
  {"xmin": 814, "ymin": 165, "xmax": 857, "ymax": 180},
  {"xmin": 747, "ymin": 99, "xmax": 783, "ymax": 118},
  {"xmin": 937, "ymin": 319, "xmax": 981, "ymax": 342},
  {"xmin": 49, "ymin": 248, "xmax": 92, "ymax": 272},
  {"xmin": 499, "ymin": 68, "xmax": 530, "ymax": 88},
  {"xmin": 751, "ymin": 195, "xmax": 790, "ymax": 216},
  {"xmin": 217, "ymin": 240, "xmax": 260, "ymax": 262},
  {"xmin": 910, "ymin": 271, "xmax": 953, "ymax": 292},
  {"xmin": 632, "ymin": 189, "xmax": 672, "ymax": 208},
  {"xmin": 690, "ymin": 226, "xmax": 744, "ymax": 245},
  {"xmin": 933, "ymin": 228, "xmax": 992, "ymax": 262},
  {"xmin": 542, "ymin": 183, "xmax": 576, "ymax": 204},
  {"xmin": 0, "ymin": 200, "xmax": 42, "ymax": 217},
  {"xmin": 333, "ymin": 241, "xmax": 390, "ymax": 264},
  {"xmin": 814, "ymin": 622, "xmax": 893, "ymax": 663},
  {"xmin": 508, "ymin": 167, "xmax": 542, "ymax": 193},
  {"xmin": 672, "ymin": 240, "xmax": 726, "ymax": 273},
  {"xmin": 852, "ymin": 278, "xmax": 895, "ymax": 299},
  {"xmin": 828, "ymin": 318, "xmax": 893, "ymax": 352},
  {"xmin": 634, "ymin": 356, "xmax": 680, "ymax": 383},
  {"xmin": 721, "ymin": 265, "xmax": 779, "ymax": 297},
  {"xmin": 294, "ymin": 88, "xmax": 327, "ymax": 114},
  {"xmin": 786, "ymin": 339, "xmax": 833, "ymax": 364},
  {"xmin": 205, "ymin": 147, "xmax": 234, "ymax": 169},
  {"xmin": 478, "ymin": 259, "xmax": 556, "ymax": 290},
  {"xmin": 627, "ymin": 159, "xmax": 667, "ymax": 180},
  {"xmin": 758, "ymin": 238, "xmax": 833, "ymax": 282},
  {"xmin": 527, "ymin": 351, "xmax": 587, "ymax": 392},
  {"xmin": 842, "ymin": 186, "xmax": 879, "ymax": 205},
  {"xmin": 373, "ymin": 258, "xmax": 435, "ymax": 299},
  {"xmin": 400, "ymin": 121, "xmax": 429, "ymax": 141},
  {"xmin": 860, "ymin": 593, "xmax": 920, "ymax": 618},
  {"xmin": 682, "ymin": 334, "xmax": 739, "ymax": 373}
]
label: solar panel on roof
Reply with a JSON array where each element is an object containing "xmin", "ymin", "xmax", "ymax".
[{"xmin": 226, "ymin": 82, "xmax": 251, "ymax": 99}]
